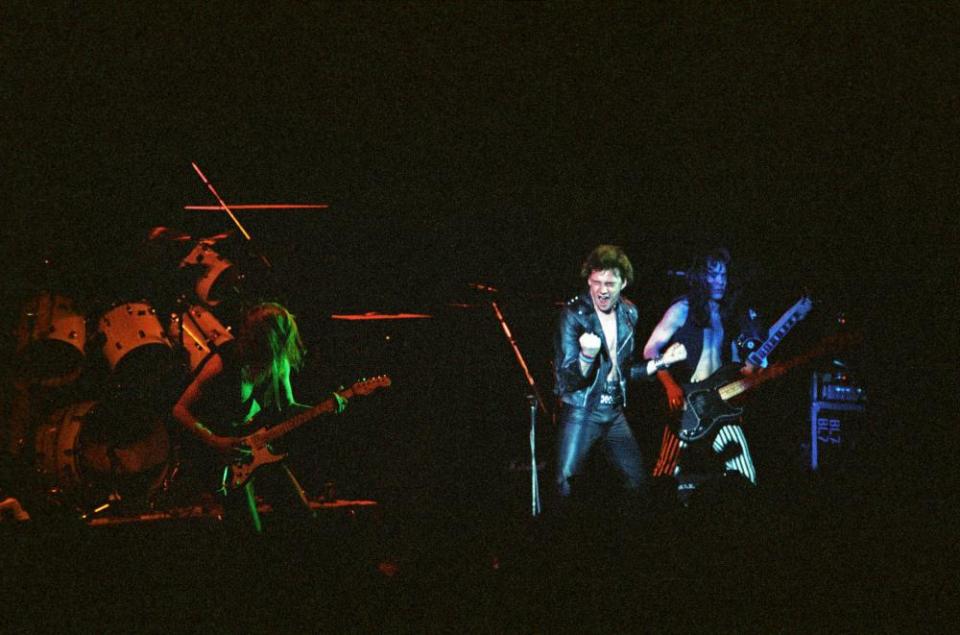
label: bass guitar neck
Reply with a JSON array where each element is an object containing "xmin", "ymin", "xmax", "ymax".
[{"xmin": 677, "ymin": 331, "xmax": 858, "ymax": 443}]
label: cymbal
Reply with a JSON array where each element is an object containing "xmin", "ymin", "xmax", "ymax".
[
  {"xmin": 329, "ymin": 312, "xmax": 433, "ymax": 321},
  {"xmin": 146, "ymin": 227, "xmax": 192, "ymax": 242}
]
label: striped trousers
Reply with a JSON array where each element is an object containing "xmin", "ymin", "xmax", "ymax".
[{"xmin": 651, "ymin": 418, "xmax": 757, "ymax": 486}]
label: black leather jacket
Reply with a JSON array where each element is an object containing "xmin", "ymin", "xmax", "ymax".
[{"xmin": 553, "ymin": 293, "xmax": 654, "ymax": 409}]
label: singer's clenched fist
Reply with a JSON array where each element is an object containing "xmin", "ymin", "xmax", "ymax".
[{"xmin": 579, "ymin": 332, "xmax": 602, "ymax": 358}]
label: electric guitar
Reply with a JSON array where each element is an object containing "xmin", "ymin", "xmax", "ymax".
[
  {"xmin": 677, "ymin": 297, "xmax": 813, "ymax": 442},
  {"xmin": 220, "ymin": 375, "xmax": 391, "ymax": 491}
]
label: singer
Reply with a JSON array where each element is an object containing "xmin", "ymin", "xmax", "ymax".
[{"xmin": 553, "ymin": 245, "xmax": 685, "ymax": 515}]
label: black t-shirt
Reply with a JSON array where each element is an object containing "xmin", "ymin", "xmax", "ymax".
[{"xmin": 193, "ymin": 349, "xmax": 258, "ymax": 437}]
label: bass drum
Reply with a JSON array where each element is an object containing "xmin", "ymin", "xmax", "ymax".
[
  {"xmin": 34, "ymin": 401, "xmax": 175, "ymax": 510},
  {"xmin": 15, "ymin": 293, "xmax": 86, "ymax": 386}
]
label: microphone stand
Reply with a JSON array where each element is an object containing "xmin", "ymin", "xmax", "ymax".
[
  {"xmin": 527, "ymin": 394, "xmax": 541, "ymax": 517},
  {"xmin": 489, "ymin": 300, "xmax": 550, "ymax": 517}
]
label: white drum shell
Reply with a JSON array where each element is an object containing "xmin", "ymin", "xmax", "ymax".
[
  {"xmin": 98, "ymin": 302, "xmax": 171, "ymax": 372},
  {"xmin": 168, "ymin": 305, "xmax": 235, "ymax": 372},
  {"xmin": 179, "ymin": 241, "xmax": 234, "ymax": 307}
]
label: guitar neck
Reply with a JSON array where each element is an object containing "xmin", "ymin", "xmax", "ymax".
[
  {"xmin": 717, "ymin": 364, "xmax": 788, "ymax": 401},
  {"xmin": 260, "ymin": 388, "xmax": 356, "ymax": 444},
  {"xmin": 747, "ymin": 300, "xmax": 806, "ymax": 366},
  {"xmin": 719, "ymin": 332, "xmax": 855, "ymax": 402}
]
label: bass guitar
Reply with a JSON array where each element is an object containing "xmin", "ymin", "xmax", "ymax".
[
  {"xmin": 677, "ymin": 331, "xmax": 859, "ymax": 443},
  {"xmin": 220, "ymin": 375, "xmax": 391, "ymax": 491},
  {"xmin": 677, "ymin": 296, "xmax": 812, "ymax": 442},
  {"xmin": 744, "ymin": 296, "xmax": 813, "ymax": 368}
]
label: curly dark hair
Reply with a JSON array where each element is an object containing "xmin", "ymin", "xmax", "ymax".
[{"xmin": 580, "ymin": 244, "xmax": 634, "ymax": 285}]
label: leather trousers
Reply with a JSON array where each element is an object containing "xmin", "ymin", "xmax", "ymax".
[{"xmin": 555, "ymin": 403, "xmax": 647, "ymax": 499}]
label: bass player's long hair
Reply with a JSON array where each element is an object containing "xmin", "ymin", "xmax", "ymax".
[{"xmin": 686, "ymin": 247, "xmax": 739, "ymax": 328}]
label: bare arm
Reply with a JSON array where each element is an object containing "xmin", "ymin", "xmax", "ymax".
[
  {"xmin": 643, "ymin": 300, "xmax": 688, "ymax": 411},
  {"xmin": 171, "ymin": 354, "xmax": 237, "ymax": 452},
  {"xmin": 643, "ymin": 300, "xmax": 687, "ymax": 359}
]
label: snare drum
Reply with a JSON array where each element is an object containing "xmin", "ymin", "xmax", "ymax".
[
  {"xmin": 98, "ymin": 302, "xmax": 172, "ymax": 373},
  {"xmin": 34, "ymin": 400, "xmax": 174, "ymax": 508},
  {"xmin": 168, "ymin": 304, "xmax": 235, "ymax": 372},
  {"xmin": 15, "ymin": 293, "xmax": 86, "ymax": 385},
  {"xmin": 179, "ymin": 241, "xmax": 239, "ymax": 307}
]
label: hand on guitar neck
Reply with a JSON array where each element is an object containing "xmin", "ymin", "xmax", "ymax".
[{"xmin": 656, "ymin": 295, "xmax": 813, "ymax": 414}]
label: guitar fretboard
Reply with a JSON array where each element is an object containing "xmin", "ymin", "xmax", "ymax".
[
  {"xmin": 262, "ymin": 387, "xmax": 358, "ymax": 444},
  {"xmin": 717, "ymin": 365, "xmax": 786, "ymax": 401},
  {"xmin": 746, "ymin": 299, "xmax": 809, "ymax": 367},
  {"xmin": 718, "ymin": 332, "xmax": 856, "ymax": 402}
]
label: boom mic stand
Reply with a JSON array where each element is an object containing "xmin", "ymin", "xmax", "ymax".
[{"xmin": 488, "ymin": 299, "xmax": 551, "ymax": 517}]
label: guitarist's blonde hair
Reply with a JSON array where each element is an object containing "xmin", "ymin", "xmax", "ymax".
[{"xmin": 237, "ymin": 303, "xmax": 305, "ymax": 410}]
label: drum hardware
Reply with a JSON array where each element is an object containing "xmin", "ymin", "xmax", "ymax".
[
  {"xmin": 178, "ymin": 163, "xmax": 290, "ymax": 307},
  {"xmin": 79, "ymin": 492, "xmax": 121, "ymax": 520},
  {"xmin": 183, "ymin": 203, "xmax": 330, "ymax": 211},
  {"xmin": 34, "ymin": 400, "xmax": 177, "ymax": 512},
  {"xmin": 189, "ymin": 161, "xmax": 275, "ymax": 272}
]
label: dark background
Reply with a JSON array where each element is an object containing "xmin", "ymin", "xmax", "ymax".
[
  {"xmin": 1, "ymin": 0, "xmax": 955, "ymax": 547},
  {"xmin": 3, "ymin": 3, "xmax": 958, "ymax": 630}
]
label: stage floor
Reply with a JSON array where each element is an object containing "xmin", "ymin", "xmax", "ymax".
[
  {"xmin": 3, "ymin": 479, "xmax": 950, "ymax": 633},
  {"xmin": 83, "ymin": 497, "xmax": 379, "ymax": 527}
]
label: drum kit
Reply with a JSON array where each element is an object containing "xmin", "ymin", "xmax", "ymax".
[{"xmin": 6, "ymin": 229, "xmax": 250, "ymax": 517}]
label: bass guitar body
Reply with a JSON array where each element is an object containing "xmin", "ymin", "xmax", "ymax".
[
  {"xmin": 677, "ymin": 295, "xmax": 814, "ymax": 443},
  {"xmin": 679, "ymin": 364, "xmax": 745, "ymax": 443}
]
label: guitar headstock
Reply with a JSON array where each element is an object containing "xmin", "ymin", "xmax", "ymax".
[
  {"xmin": 795, "ymin": 295, "xmax": 814, "ymax": 319},
  {"xmin": 350, "ymin": 375, "xmax": 392, "ymax": 396}
]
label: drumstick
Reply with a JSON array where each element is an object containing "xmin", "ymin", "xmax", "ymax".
[
  {"xmin": 179, "ymin": 320, "xmax": 205, "ymax": 350},
  {"xmin": 189, "ymin": 162, "xmax": 252, "ymax": 242}
]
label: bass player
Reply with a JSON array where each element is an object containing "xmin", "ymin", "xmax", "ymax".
[{"xmin": 644, "ymin": 248, "xmax": 758, "ymax": 501}]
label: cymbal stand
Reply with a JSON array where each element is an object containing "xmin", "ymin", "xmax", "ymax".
[{"xmin": 190, "ymin": 162, "xmax": 272, "ymax": 271}]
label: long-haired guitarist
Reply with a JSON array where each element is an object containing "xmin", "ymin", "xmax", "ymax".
[
  {"xmin": 172, "ymin": 302, "xmax": 346, "ymax": 533},
  {"xmin": 644, "ymin": 248, "xmax": 758, "ymax": 498}
]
